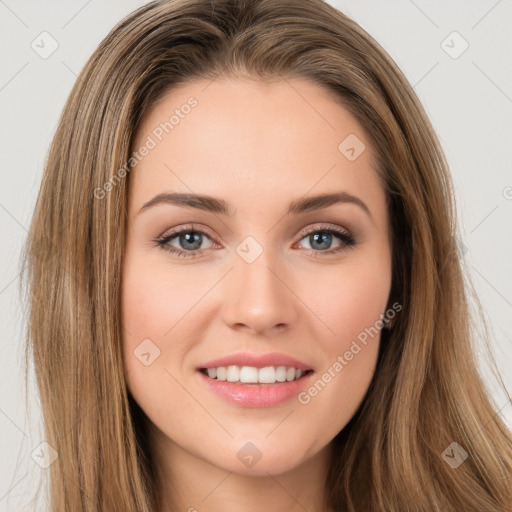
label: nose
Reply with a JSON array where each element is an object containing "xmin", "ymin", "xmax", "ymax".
[{"xmin": 221, "ymin": 250, "xmax": 299, "ymax": 337}]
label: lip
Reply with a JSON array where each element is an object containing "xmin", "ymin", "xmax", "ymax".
[
  {"xmin": 197, "ymin": 351, "xmax": 313, "ymax": 371},
  {"xmin": 196, "ymin": 369, "xmax": 315, "ymax": 408}
]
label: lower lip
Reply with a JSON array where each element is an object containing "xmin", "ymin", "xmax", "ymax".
[{"xmin": 197, "ymin": 370, "xmax": 313, "ymax": 408}]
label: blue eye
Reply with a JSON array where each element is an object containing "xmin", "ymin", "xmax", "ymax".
[
  {"xmin": 156, "ymin": 228, "xmax": 214, "ymax": 258},
  {"xmin": 155, "ymin": 224, "xmax": 357, "ymax": 259},
  {"xmin": 297, "ymin": 226, "xmax": 356, "ymax": 253}
]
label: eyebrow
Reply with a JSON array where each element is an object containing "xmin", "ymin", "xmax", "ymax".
[{"xmin": 138, "ymin": 191, "xmax": 373, "ymax": 221}]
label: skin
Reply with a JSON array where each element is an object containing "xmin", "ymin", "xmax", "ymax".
[{"xmin": 121, "ymin": 76, "xmax": 392, "ymax": 512}]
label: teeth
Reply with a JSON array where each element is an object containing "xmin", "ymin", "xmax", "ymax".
[
  {"xmin": 202, "ymin": 365, "xmax": 308, "ymax": 383},
  {"xmin": 226, "ymin": 365, "xmax": 239, "ymax": 382},
  {"xmin": 275, "ymin": 366, "xmax": 287, "ymax": 382},
  {"xmin": 258, "ymin": 366, "xmax": 277, "ymax": 384},
  {"xmin": 240, "ymin": 366, "xmax": 259, "ymax": 383}
]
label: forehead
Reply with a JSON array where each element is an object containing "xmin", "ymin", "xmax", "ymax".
[
  {"xmin": 128, "ymin": 77, "xmax": 385, "ymax": 220},
  {"xmin": 133, "ymin": 76, "xmax": 373, "ymax": 156}
]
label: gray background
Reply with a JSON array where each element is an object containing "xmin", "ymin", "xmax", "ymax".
[{"xmin": 1, "ymin": 1, "xmax": 511, "ymax": 510}]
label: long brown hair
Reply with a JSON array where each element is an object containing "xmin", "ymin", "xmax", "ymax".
[{"xmin": 19, "ymin": 0, "xmax": 512, "ymax": 510}]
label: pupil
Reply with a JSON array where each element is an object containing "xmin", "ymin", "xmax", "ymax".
[
  {"xmin": 180, "ymin": 232, "xmax": 202, "ymax": 250},
  {"xmin": 311, "ymin": 233, "xmax": 331, "ymax": 250}
]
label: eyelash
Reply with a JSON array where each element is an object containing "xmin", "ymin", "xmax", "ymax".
[{"xmin": 154, "ymin": 223, "xmax": 357, "ymax": 259}]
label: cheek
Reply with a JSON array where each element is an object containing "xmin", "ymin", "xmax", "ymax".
[
  {"xmin": 299, "ymin": 253, "xmax": 391, "ymax": 346},
  {"xmin": 293, "ymin": 256, "xmax": 390, "ymax": 427},
  {"xmin": 121, "ymin": 254, "xmax": 181, "ymax": 389},
  {"xmin": 121, "ymin": 252, "xmax": 209, "ymax": 344},
  {"xmin": 121, "ymin": 250, "xmax": 220, "ymax": 409}
]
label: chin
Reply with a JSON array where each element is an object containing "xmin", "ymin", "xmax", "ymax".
[{"xmin": 204, "ymin": 436, "xmax": 320, "ymax": 477}]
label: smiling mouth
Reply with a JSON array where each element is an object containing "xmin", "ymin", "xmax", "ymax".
[{"xmin": 199, "ymin": 365, "xmax": 314, "ymax": 384}]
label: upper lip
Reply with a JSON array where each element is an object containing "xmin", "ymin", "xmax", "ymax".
[{"xmin": 198, "ymin": 352, "xmax": 313, "ymax": 371}]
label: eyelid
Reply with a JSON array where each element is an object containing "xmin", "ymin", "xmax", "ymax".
[
  {"xmin": 158, "ymin": 222, "xmax": 352, "ymax": 245},
  {"xmin": 158, "ymin": 223, "xmax": 219, "ymax": 243},
  {"xmin": 298, "ymin": 223, "xmax": 351, "ymax": 237}
]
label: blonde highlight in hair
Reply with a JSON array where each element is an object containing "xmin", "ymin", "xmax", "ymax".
[{"xmin": 20, "ymin": 0, "xmax": 512, "ymax": 510}]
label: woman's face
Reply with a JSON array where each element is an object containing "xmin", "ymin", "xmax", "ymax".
[{"xmin": 121, "ymin": 77, "xmax": 392, "ymax": 477}]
